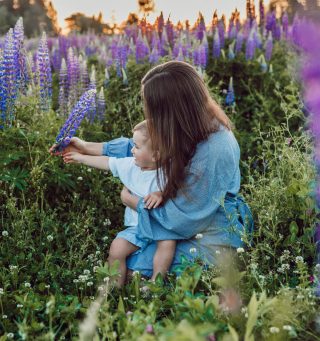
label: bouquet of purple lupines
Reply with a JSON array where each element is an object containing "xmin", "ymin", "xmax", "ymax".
[{"xmin": 53, "ymin": 89, "xmax": 96, "ymax": 152}]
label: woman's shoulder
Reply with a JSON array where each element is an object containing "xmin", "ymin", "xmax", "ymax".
[{"xmin": 197, "ymin": 127, "xmax": 239, "ymax": 158}]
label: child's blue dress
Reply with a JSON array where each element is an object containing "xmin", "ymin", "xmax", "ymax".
[{"xmin": 103, "ymin": 129, "xmax": 254, "ymax": 277}]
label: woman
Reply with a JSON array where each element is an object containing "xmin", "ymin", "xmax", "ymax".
[{"xmin": 53, "ymin": 61, "xmax": 253, "ymax": 278}]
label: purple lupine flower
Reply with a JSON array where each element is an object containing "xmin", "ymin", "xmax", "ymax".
[
  {"xmin": 212, "ymin": 30, "xmax": 221, "ymax": 59},
  {"xmin": 266, "ymin": 11, "xmax": 276, "ymax": 34},
  {"xmin": 293, "ymin": 20, "xmax": 320, "ymax": 293},
  {"xmin": 1, "ymin": 28, "xmax": 19, "ymax": 124},
  {"xmin": 259, "ymin": 0, "xmax": 264, "ymax": 26},
  {"xmin": 37, "ymin": 32, "xmax": 52, "ymax": 111},
  {"xmin": 235, "ymin": 31, "xmax": 244, "ymax": 54},
  {"xmin": 58, "ymin": 58, "xmax": 68, "ymax": 116},
  {"xmin": 165, "ymin": 17, "xmax": 174, "ymax": 46},
  {"xmin": 282, "ymin": 12, "xmax": 289, "ymax": 38},
  {"xmin": 273, "ymin": 23, "xmax": 282, "ymax": 41},
  {"xmin": 265, "ymin": 31, "xmax": 273, "ymax": 61},
  {"xmin": 218, "ymin": 19, "xmax": 225, "ymax": 48},
  {"xmin": 245, "ymin": 30, "xmax": 255, "ymax": 60},
  {"xmin": 196, "ymin": 13, "xmax": 206, "ymax": 42},
  {"xmin": 79, "ymin": 56, "xmax": 89, "ymax": 93},
  {"xmin": 54, "ymin": 89, "xmax": 96, "ymax": 152},
  {"xmin": 198, "ymin": 42, "xmax": 207, "ymax": 69},
  {"xmin": 97, "ymin": 87, "xmax": 105, "ymax": 120},
  {"xmin": 254, "ymin": 30, "xmax": 263, "ymax": 49},
  {"xmin": 149, "ymin": 45, "xmax": 160, "ymax": 64},
  {"xmin": 136, "ymin": 30, "xmax": 150, "ymax": 63},
  {"xmin": 176, "ymin": 46, "xmax": 184, "ymax": 62},
  {"xmin": 157, "ymin": 11, "xmax": 164, "ymax": 38},
  {"xmin": 13, "ymin": 17, "xmax": 27, "ymax": 92},
  {"xmin": 225, "ymin": 77, "xmax": 235, "ymax": 106}
]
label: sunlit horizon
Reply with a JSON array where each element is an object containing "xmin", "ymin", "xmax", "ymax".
[{"xmin": 52, "ymin": 0, "xmax": 270, "ymax": 31}]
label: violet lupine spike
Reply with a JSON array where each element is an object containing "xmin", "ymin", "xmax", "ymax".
[
  {"xmin": 265, "ymin": 31, "xmax": 273, "ymax": 62},
  {"xmin": 218, "ymin": 20, "xmax": 225, "ymax": 48},
  {"xmin": 149, "ymin": 45, "xmax": 160, "ymax": 64},
  {"xmin": 293, "ymin": 19, "xmax": 320, "ymax": 293},
  {"xmin": 198, "ymin": 43, "xmax": 207, "ymax": 69},
  {"xmin": 97, "ymin": 87, "xmax": 106, "ymax": 120},
  {"xmin": 282, "ymin": 12, "xmax": 289, "ymax": 38},
  {"xmin": 259, "ymin": 0, "xmax": 264, "ymax": 26},
  {"xmin": 0, "ymin": 51, "xmax": 5, "ymax": 127},
  {"xmin": 13, "ymin": 17, "xmax": 27, "ymax": 92},
  {"xmin": 245, "ymin": 30, "xmax": 255, "ymax": 61},
  {"xmin": 212, "ymin": 29, "xmax": 221, "ymax": 59},
  {"xmin": 235, "ymin": 31, "xmax": 244, "ymax": 54},
  {"xmin": 176, "ymin": 46, "xmax": 184, "ymax": 62},
  {"xmin": 67, "ymin": 48, "xmax": 78, "ymax": 109},
  {"xmin": 58, "ymin": 58, "xmax": 68, "ymax": 116},
  {"xmin": 54, "ymin": 89, "xmax": 97, "ymax": 152},
  {"xmin": 1, "ymin": 29, "xmax": 19, "ymax": 124},
  {"xmin": 79, "ymin": 56, "xmax": 89, "ymax": 93},
  {"xmin": 37, "ymin": 32, "xmax": 52, "ymax": 112}
]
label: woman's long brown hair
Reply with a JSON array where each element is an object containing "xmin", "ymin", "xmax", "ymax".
[{"xmin": 141, "ymin": 61, "xmax": 231, "ymax": 203}]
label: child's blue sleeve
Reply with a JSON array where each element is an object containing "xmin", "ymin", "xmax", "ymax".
[{"xmin": 102, "ymin": 137, "xmax": 134, "ymax": 157}]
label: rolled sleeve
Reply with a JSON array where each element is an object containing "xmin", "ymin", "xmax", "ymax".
[{"xmin": 102, "ymin": 137, "xmax": 134, "ymax": 157}]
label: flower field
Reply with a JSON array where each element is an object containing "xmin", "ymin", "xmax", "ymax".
[{"xmin": 1, "ymin": 5, "xmax": 320, "ymax": 340}]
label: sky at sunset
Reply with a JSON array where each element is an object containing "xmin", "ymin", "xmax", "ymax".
[{"xmin": 52, "ymin": 0, "xmax": 266, "ymax": 30}]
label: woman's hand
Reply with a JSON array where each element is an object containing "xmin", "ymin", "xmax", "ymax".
[
  {"xmin": 63, "ymin": 151, "xmax": 85, "ymax": 164},
  {"xmin": 121, "ymin": 186, "xmax": 140, "ymax": 211},
  {"xmin": 49, "ymin": 137, "xmax": 87, "ymax": 156}
]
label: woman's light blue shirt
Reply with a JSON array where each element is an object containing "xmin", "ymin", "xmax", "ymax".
[{"xmin": 103, "ymin": 129, "xmax": 253, "ymax": 277}]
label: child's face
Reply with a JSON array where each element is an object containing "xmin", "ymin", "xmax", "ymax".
[{"xmin": 131, "ymin": 131, "xmax": 156, "ymax": 170}]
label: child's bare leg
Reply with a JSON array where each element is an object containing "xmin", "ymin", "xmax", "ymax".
[
  {"xmin": 108, "ymin": 238, "xmax": 139, "ymax": 287},
  {"xmin": 151, "ymin": 240, "xmax": 176, "ymax": 281}
]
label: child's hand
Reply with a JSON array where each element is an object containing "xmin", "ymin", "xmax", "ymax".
[
  {"xmin": 63, "ymin": 151, "xmax": 84, "ymax": 164},
  {"xmin": 143, "ymin": 191, "xmax": 163, "ymax": 209}
]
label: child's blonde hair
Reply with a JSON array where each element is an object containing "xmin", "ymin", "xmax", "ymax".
[{"xmin": 132, "ymin": 120, "xmax": 150, "ymax": 142}]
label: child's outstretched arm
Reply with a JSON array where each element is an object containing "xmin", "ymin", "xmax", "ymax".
[
  {"xmin": 143, "ymin": 191, "xmax": 163, "ymax": 209},
  {"xmin": 63, "ymin": 151, "xmax": 109, "ymax": 171}
]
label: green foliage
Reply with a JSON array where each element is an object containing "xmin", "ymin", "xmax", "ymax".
[{"xmin": 0, "ymin": 42, "xmax": 319, "ymax": 340}]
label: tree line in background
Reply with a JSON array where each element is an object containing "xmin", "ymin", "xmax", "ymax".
[{"xmin": 0, "ymin": 0, "xmax": 319, "ymax": 37}]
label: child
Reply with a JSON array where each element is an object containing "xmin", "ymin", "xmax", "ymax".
[{"xmin": 63, "ymin": 121, "xmax": 176, "ymax": 287}]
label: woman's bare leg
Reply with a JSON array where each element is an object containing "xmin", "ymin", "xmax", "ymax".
[
  {"xmin": 151, "ymin": 240, "xmax": 176, "ymax": 281},
  {"xmin": 108, "ymin": 238, "xmax": 139, "ymax": 287}
]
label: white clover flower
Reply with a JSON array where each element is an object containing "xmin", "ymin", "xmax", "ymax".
[
  {"xmin": 123, "ymin": 296, "xmax": 128, "ymax": 300},
  {"xmin": 93, "ymin": 266, "xmax": 99, "ymax": 273},
  {"xmin": 195, "ymin": 233, "xmax": 203, "ymax": 239},
  {"xmin": 87, "ymin": 281, "xmax": 94, "ymax": 287},
  {"xmin": 6, "ymin": 333, "xmax": 14, "ymax": 339},
  {"xmin": 17, "ymin": 304, "xmax": 23, "ymax": 308},
  {"xmin": 2, "ymin": 230, "xmax": 8, "ymax": 237},
  {"xmin": 237, "ymin": 247, "xmax": 245, "ymax": 253},
  {"xmin": 83, "ymin": 269, "xmax": 90, "ymax": 275},
  {"xmin": 282, "ymin": 263, "xmax": 290, "ymax": 270},
  {"xmin": 189, "ymin": 247, "xmax": 197, "ymax": 254},
  {"xmin": 295, "ymin": 256, "xmax": 304, "ymax": 263},
  {"xmin": 283, "ymin": 325, "xmax": 293, "ymax": 331},
  {"xmin": 98, "ymin": 286, "xmax": 104, "ymax": 292},
  {"xmin": 24, "ymin": 282, "xmax": 31, "ymax": 288},
  {"xmin": 87, "ymin": 168, "xmax": 92, "ymax": 172},
  {"xmin": 270, "ymin": 327, "xmax": 280, "ymax": 334},
  {"xmin": 9, "ymin": 265, "xmax": 18, "ymax": 271},
  {"xmin": 103, "ymin": 276, "xmax": 110, "ymax": 282},
  {"xmin": 73, "ymin": 279, "xmax": 79, "ymax": 284},
  {"xmin": 102, "ymin": 236, "xmax": 108, "ymax": 241},
  {"xmin": 103, "ymin": 218, "xmax": 111, "ymax": 226},
  {"xmin": 77, "ymin": 176, "xmax": 83, "ymax": 181},
  {"xmin": 0, "ymin": 288, "xmax": 3, "ymax": 295},
  {"xmin": 45, "ymin": 284, "xmax": 50, "ymax": 289},
  {"xmin": 47, "ymin": 235, "xmax": 54, "ymax": 242},
  {"xmin": 215, "ymin": 250, "xmax": 221, "ymax": 255},
  {"xmin": 2, "ymin": 315, "xmax": 8, "ymax": 319},
  {"xmin": 79, "ymin": 275, "xmax": 88, "ymax": 282}
]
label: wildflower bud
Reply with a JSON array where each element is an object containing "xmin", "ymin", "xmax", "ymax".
[
  {"xmin": 2, "ymin": 231, "xmax": 8, "ymax": 237},
  {"xmin": 145, "ymin": 324, "xmax": 154, "ymax": 334}
]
